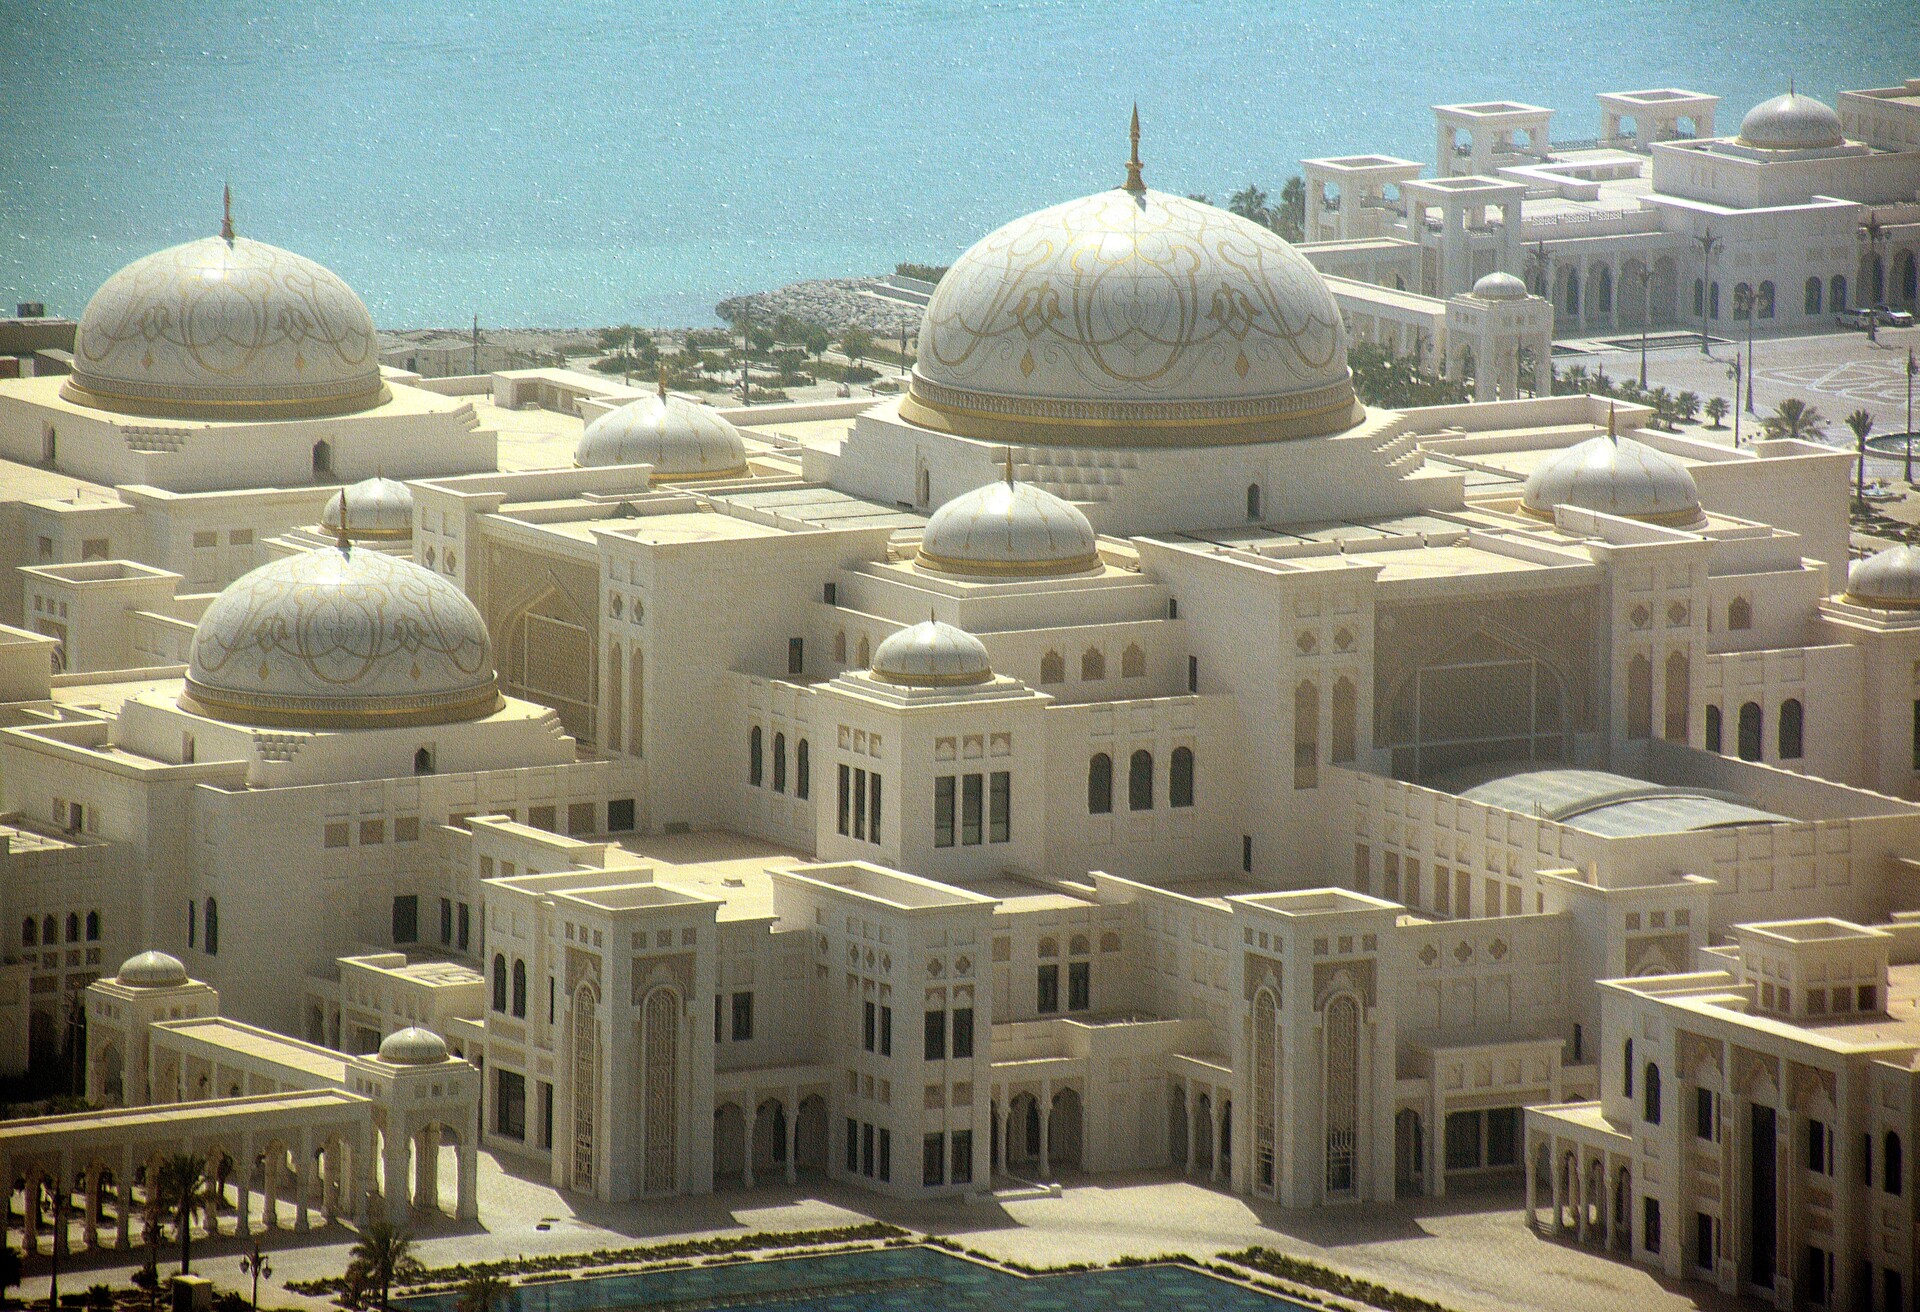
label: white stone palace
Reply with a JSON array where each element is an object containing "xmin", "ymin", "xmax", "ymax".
[{"xmin": 0, "ymin": 93, "xmax": 1918, "ymax": 1309}]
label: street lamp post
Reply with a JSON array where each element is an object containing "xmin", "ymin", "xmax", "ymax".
[
  {"xmin": 240, "ymin": 1241, "xmax": 273, "ymax": 1312},
  {"xmin": 1696, "ymin": 228, "xmax": 1720, "ymax": 355},
  {"xmin": 1907, "ymin": 347, "xmax": 1917, "ymax": 483},
  {"xmin": 1728, "ymin": 359, "xmax": 1743, "ymax": 449},
  {"xmin": 1733, "ymin": 285, "xmax": 1758, "ymax": 414},
  {"xmin": 1862, "ymin": 214, "xmax": 1885, "ymax": 344},
  {"xmin": 1631, "ymin": 266, "xmax": 1651, "ymax": 387}
]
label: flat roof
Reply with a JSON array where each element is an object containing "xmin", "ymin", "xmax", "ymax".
[
  {"xmin": 607, "ymin": 829, "xmax": 811, "ymax": 923},
  {"xmin": 710, "ymin": 485, "xmax": 927, "ymax": 533},
  {"xmin": 152, "ymin": 1016, "xmax": 349, "ymax": 1084}
]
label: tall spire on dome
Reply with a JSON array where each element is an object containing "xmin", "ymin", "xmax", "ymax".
[
  {"xmin": 333, "ymin": 484, "xmax": 352, "ymax": 554},
  {"xmin": 1607, "ymin": 401, "xmax": 1618, "ymax": 444},
  {"xmin": 657, "ymin": 364, "xmax": 668, "ymax": 399},
  {"xmin": 221, "ymin": 183, "xmax": 234, "ymax": 243},
  {"xmin": 1123, "ymin": 104, "xmax": 1146, "ymax": 194},
  {"xmin": 1004, "ymin": 446, "xmax": 1015, "ymax": 485}
]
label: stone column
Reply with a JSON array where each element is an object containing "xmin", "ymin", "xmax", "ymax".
[
  {"xmin": 742, "ymin": 1105, "xmax": 755, "ymax": 1190},
  {"xmin": 1207, "ymin": 1096, "xmax": 1222, "ymax": 1183},
  {"xmin": 1039, "ymin": 1089, "xmax": 1052, "ymax": 1179},
  {"xmin": 263, "ymin": 1148, "xmax": 279, "ymax": 1231},
  {"xmin": 116, "ymin": 1147, "xmax": 133, "ymax": 1249},
  {"xmin": 1525, "ymin": 1138, "xmax": 1538, "ymax": 1227},
  {"xmin": 235, "ymin": 1141, "xmax": 253, "ymax": 1239},
  {"xmin": 1549, "ymin": 1147, "xmax": 1564, "ymax": 1234},
  {"xmin": 382, "ymin": 1130, "xmax": 409, "ymax": 1224},
  {"xmin": 1184, "ymin": 1085, "xmax": 1198, "ymax": 1176},
  {"xmin": 414, "ymin": 1128, "xmax": 440, "ymax": 1213},
  {"xmin": 83, "ymin": 1168, "xmax": 100, "ymax": 1249},
  {"xmin": 296, "ymin": 1127, "xmax": 312, "ymax": 1232},
  {"xmin": 321, "ymin": 1141, "xmax": 339, "ymax": 1223},
  {"xmin": 995, "ymin": 1100, "xmax": 1010, "ymax": 1176},
  {"xmin": 456, "ymin": 1141, "xmax": 478, "ymax": 1221},
  {"xmin": 785, "ymin": 1088, "xmax": 799, "ymax": 1185}
]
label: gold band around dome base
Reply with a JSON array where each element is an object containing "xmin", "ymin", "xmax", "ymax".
[
  {"xmin": 914, "ymin": 547, "xmax": 1102, "ymax": 578},
  {"xmin": 179, "ymin": 681, "xmax": 503, "ymax": 730},
  {"xmin": 1516, "ymin": 501, "xmax": 1707, "ymax": 529},
  {"xmin": 324, "ymin": 525, "xmax": 413, "ymax": 542},
  {"xmin": 899, "ymin": 386, "xmax": 1364, "ymax": 448},
  {"xmin": 870, "ymin": 668, "xmax": 995, "ymax": 688},
  {"xmin": 1844, "ymin": 592, "xmax": 1920, "ymax": 611},
  {"xmin": 61, "ymin": 378, "xmax": 391, "ymax": 422}
]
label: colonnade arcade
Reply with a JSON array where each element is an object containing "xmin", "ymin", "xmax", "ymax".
[
  {"xmin": 1546, "ymin": 248, "xmax": 1685, "ymax": 332},
  {"xmin": 989, "ymin": 1076, "xmax": 1088, "ymax": 1180},
  {"xmin": 1168, "ymin": 1064, "xmax": 1234, "ymax": 1186},
  {"xmin": 711, "ymin": 1072, "xmax": 832, "ymax": 1189}
]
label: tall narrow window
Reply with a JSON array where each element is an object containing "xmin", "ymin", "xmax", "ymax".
[
  {"xmin": 1037, "ymin": 963, "xmax": 1060, "ymax": 1012},
  {"xmin": 1067, "ymin": 960, "xmax": 1090, "ymax": 1011},
  {"xmin": 1128, "ymin": 750, "xmax": 1153, "ymax": 811},
  {"xmin": 1324, "ymin": 994, "xmax": 1359, "ymax": 1193},
  {"xmin": 796, "ymin": 739, "xmax": 810, "ymax": 798},
  {"xmin": 1887, "ymin": 1132, "xmax": 1904, "ymax": 1196},
  {"xmin": 868, "ymin": 771, "xmax": 882, "ymax": 842},
  {"xmin": 204, "ymin": 898, "xmax": 219, "ymax": 956},
  {"xmin": 1738, "ymin": 702, "xmax": 1763, "ymax": 762},
  {"xmin": 1778, "ymin": 698, "xmax": 1803, "ymax": 760},
  {"xmin": 1246, "ymin": 483, "xmax": 1262, "ymax": 520},
  {"xmin": 988, "ymin": 770, "xmax": 1010, "ymax": 842},
  {"xmin": 951, "ymin": 1007, "xmax": 974, "ymax": 1058},
  {"xmin": 1294, "ymin": 681, "xmax": 1319, "ymax": 789},
  {"xmin": 772, "ymin": 733, "xmax": 787, "ymax": 792},
  {"xmin": 1170, "ymin": 747, "xmax": 1194, "ymax": 807},
  {"xmin": 748, "ymin": 726, "xmax": 763, "ymax": 786},
  {"xmin": 1644, "ymin": 1062, "xmax": 1662, "ymax": 1125},
  {"xmin": 837, "ymin": 764, "xmax": 851, "ymax": 835},
  {"xmin": 1706, "ymin": 704, "xmax": 1723, "ymax": 754},
  {"xmin": 512, "ymin": 959, "xmax": 528, "ymax": 1018},
  {"xmin": 1087, "ymin": 754, "xmax": 1113, "ymax": 815},
  {"xmin": 1040, "ymin": 650, "xmax": 1064, "ymax": 685},
  {"xmin": 923, "ymin": 1009, "xmax": 946, "ymax": 1060},
  {"xmin": 1624, "ymin": 1038, "xmax": 1634, "ymax": 1098},
  {"xmin": 492, "ymin": 955, "xmax": 508, "ymax": 1013},
  {"xmin": 934, "ymin": 775, "xmax": 956, "ymax": 847},
  {"xmin": 852, "ymin": 766, "xmax": 867, "ymax": 839},
  {"xmin": 961, "ymin": 773, "xmax": 983, "ymax": 845}
]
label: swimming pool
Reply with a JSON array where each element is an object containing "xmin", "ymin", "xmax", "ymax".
[{"xmin": 396, "ymin": 1245, "xmax": 1313, "ymax": 1312}]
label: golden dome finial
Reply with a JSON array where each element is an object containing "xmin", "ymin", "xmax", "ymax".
[
  {"xmin": 1607, "ymin": 401, "xmax": 1618, "ymax": 444},
  {"xmin": 1123, "ymin": 104, "xmax": 1146, "ymax": 193},
  {"xmin": 334, "ymin": 484, "xmax": 352, "ymax": 554},
  {"xmin": 221, "ymin": 183, "xmax": 234, "ymax": 243},
  {"xmin": 1004, "ymin": 446, "xmax": 1015, "ymax": 486},
  {"xmin": 657, "ymin": 363, "xmax": 668, "ymax": 399}
]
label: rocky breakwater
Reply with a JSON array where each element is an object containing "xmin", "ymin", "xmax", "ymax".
[{"xmin": 716, "ymin": 277, "xmax": 925, "ymax": 336}]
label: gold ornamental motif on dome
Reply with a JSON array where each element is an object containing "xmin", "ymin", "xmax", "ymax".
[
  {"xmin": 182, "ymin": 546, "xmax": 499, "ymax": 730},
  {"xmin": 905, "ymin": 187, "xmax": 1361, "ymax": 447},
  {"xmin": 63, "ymin": 235, "xmax": 387, "ymax": 421}
]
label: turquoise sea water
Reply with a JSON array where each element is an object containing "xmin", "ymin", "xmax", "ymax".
[
  {"xmin": 0, "ymin": 1, "xmax": 1911, "ymax": 327},
  {"xmin": 394, "ymin": 1247, "xmax": 1313, "ymax": 1312}
]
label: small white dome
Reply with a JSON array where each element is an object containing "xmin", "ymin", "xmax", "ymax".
[
  {"xmin": 183, "ymin": 543, "xmax": 499, "ymax": 729},
  {"xmin": 63, "ymin": 233, "xmax": 385, "ymax": 420},
  {"xmin": 117, "ymin": 950, "xmax": 188, "ymax": 988},
  {"xmin": 377, "ymin": 1026, "xmax": 450, "ymax": 1065},
  {"xmin": 323, "ymin": 476, "xmax": 414, "ymax": 541},
  {"xmin": 575, "ymin": 391, "xmax": 748, "ymax": 482},
  {"xmin": 1846, "ymin": 545, "xmax": 1920, "ymax": 609},
  {"xmin": 1472, "ymin": 271, "xmax": 1529, "ymax": 301},
  {"xmin": 871, "ymin": 621, "xmax": 993, "ymax": 688},
  {"xmin": 1738, "ymin": 91, "xmax": 1844, "ymax": 151},
  {"xmin": 918, "ymin": 478, "xmax": 1100, "ymax": 578},
  {"xmin": 1521, "ymin": 435, "xmax": 1703, "ymax": 526}
]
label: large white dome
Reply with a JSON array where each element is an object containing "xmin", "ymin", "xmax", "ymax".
[
  {"xmin": 575, "ymin": 391, "xmax": 749, "ymax": 482},
  {"xmin": 378, "ymin": 1026, "xmax": 450, "ymax": 1065},
  {"xmin": 182, "ymin": 544, "xmax": 499, "ymax": 729},
  {"xmin": 918, "ymin": 477, "xmax": 1099, "ymax": 578},
  {"xmin": 1520, "ymin": 434, "xmax": 1704, "ymax": 527},
  {"xmin": 902, "ymin": 186, "xmax": 1360, "ymax": 447},
  {"xmin": 323, "ymin": 476, "xmax": 414, "ymax": 541},
  {"xmin": 116, "ymin": 950, "xmax": 189, "ymax": 989},
  {"xmin": 64, "ymin": 229, "xmax": 386, "ymax": 421},
  {"xmin": 1737, "ymin": 91, "xmax": 1844, "ymax": 151},
  {"xmin": 871, "ymin": 621, "xmax": 994, "ymax": 688}
]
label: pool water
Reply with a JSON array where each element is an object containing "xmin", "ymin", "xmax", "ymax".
[{"xmin": 396, "ymin": 1246, "xmax": 1312, "ymax": 1312}]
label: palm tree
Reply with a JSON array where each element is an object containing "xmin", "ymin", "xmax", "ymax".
[
  {"xmin": 157, "ymin": 1153, "xmax": 207, "ymax": 1274},
  {"xmin": 348, "ymin": 1221, "xmax": 423, "ymax": 1312},
  {"xmin": 1848, "ymin": 409, "xmax": 1876, "ymax": 506},
  {"xmin": 454, "ymin": 1273, "xmax": 507, "ymax": 1312},
  {"xmin": 1227, "ymin": 184, "xmax": 1272, "ymax": 228},
  {"xmin": 1675, "ymin": 391, "xmax": 1702, "ymax": 425},
  {"xmin": 1703, "ymin": 395, "xmax": 1729, "ymax": 428},
  {"xmin": 1761, "ymin": 398, "xmax": 1828, "ymax": 442}
]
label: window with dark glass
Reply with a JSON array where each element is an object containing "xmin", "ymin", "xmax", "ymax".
[
  {"xmin": 495, "ymin": 1069, "xmax": 526, "ymax": 1139},
  {"xmin": 924, "ymin": 1008, "xmax": 946, "ymax": 1060},
  {"xmin": 837, "ymin": 764, "xmax": 851, "ymax": 835},
  {"xmin": 924, "ymin": 1133, "xmax": 946, "ymax": 1186},
  {"xmin": 934, "ymin": 776, "xmax": 955, "ymax": 847},
  {"xmin": 204, "ymin": 898, "xmax": 219, "ymax": 956},
  {"xmin": 852, "ymin": 766, "xmax": 868, "ymax": 839},
  {"xmin": 879, "ymin": 1005, "xmax": 892, "ymax": 1056},
  {"xmin": 731, "ymin": 990, "xmax": 754, "ymax": 1041},
  {"xmin": 772, "ymin": 732, "xmax": 787, "ymax": 792},
  {"xmin": 492, "ymin": 956, "xmax": 507, "ymax": 1012},
  {"xmin": 1129, "ymin": 749, "xmax": 1153, "ymax": 810},
  {"xmin": 845, "ymin": 1118, "xmax": 859, "ymax": 1173},
  {"xmin": 1087, "ymin": 754, "xmax": 1113, "ymax": 815},
  {"xmin": 1170, "ymin": 747, "xmax": 1194, "ymax": 807},
  {"xmin": 1695, "ymin": 1086, "xmax": 1714, "ymax": 1141},
  {"xmin": 868, "ymin": 771, "xmax": 882, "ymax": 842},
  {"xmin": 1037, "ymin": 963, "xmax": 1060, "ymax": 1013},
  {"xmin": 1068, "ymin": 960, "xmax": 1090, "ymax": 1011},
  {"xmin": 440, "ymin": 897, "xmax": 453, "ymax": 945},
  {"xmin": 749, "ymin": 726, "xmax": 763, "ymax": 785},
  {"xmin": 788, "ymin": 637, "xmax": 804, "ymax": 675},
  {"xmin": 961, "ymin": 773, "xmax": 983, "ymax": 845},
  {"xmin": 951, "ymin": 1130, "xmax": 973, "ymax": 1184},
  {"xmin": 512, "ymin": 959, "xmax": 528, "ymax": 1018},
  {"xmin": 989, "ymin": 770, "xmax": 1010, "ymax": 843},
  {"xmin": 392, "ymin": 895, "xmax": 419, "ymax": 945},
  {"xmin": 952, "ymin": 1007, "xmax": 974, "ymax": 1058},
  {"xmin": 863, "ymin": 1000, "xmax": 876, "ymax": 1052}
]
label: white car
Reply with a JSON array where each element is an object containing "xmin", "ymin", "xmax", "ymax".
[{"xmin": 1837, "ymin": 307, "xmax": 1877, "ymax": 329}]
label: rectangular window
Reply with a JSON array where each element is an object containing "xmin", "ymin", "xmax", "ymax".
[
  {"xmin": 1808, "ymin": 1118, "xmax": 1829, "ymax": 1174},
  {"xmin": 1696, "ymin": 1087, "xmax": 1714, "ymax": 1141},
  {"xmin": 852, "ymin": 767, "xmax": 868, "ymax": 839},
  {"xmin": 924, "ymin": 1133, "xmax": 946, "ymax": 1186},
  {"xmin": 568, "ymin": 801, "xmax": 595, "ymax": 834},
  {"xmin": 924, "ymin": 1008, "xmax": 947, "ymax": 1060},
  {"xmin": 961, "ymin": 773, "xmax": 983, "ymax": 845},
  {"xmin": 528, "ymin": 804, "xmax": 555, "ymax": 831},
  {"xmin": 846, "ymin": 1118, "xmax": 860, "ymax": 1173},
  {"xmin": 360, "ymin": 818, "xmax": 386, "ymax": 845},
  {"xmin": 538, "ymin": 1081, "xmax": 554, "ymax": 1150},
  {"xmin": 391, "ymin": 895, "xmax": 419, "ymax": 944},
  {"xmin": 714, "ymin": 994, "xmax": 724, "ymax": 1044},
  {"xmin": 864, "ymin": 1000, "xmax": 876, "ymax": 1052},
  {"xmin": 989, "ymin": 771, "xmax": 1010, "ymax": 843},
  {"xmin": 1804, "ymin": 1245, "xmax": 1829, "ymax": 1305},
  {"xmin": 1643, "ymin": 1197, "xmax": 1662, "ymax": 1254},
  {"xmin": 731, "ymin": 991, "xmax": 754, "ymax": 1042},
  {"xmin": 861, "ymin": 1122, "xmax": 875, "ymax": 1177},
  {"xmin": 878, "ymin": 1126, "xmax": 890, "ymax": 1182},
  {"xmin": 950, "ymin": 1129, "xmax": 973, "ymax": 1185},
  {"xmin": 1037, "ymin": 963, "xmax": 1060, "ymax": 1013},
  {"xmin": 606, "ymin": 798, "xmax": 635, "ymax": 831},
  {"xmin": 323, "ymin": 822, "xmax": 349, "ymax": 849},
  {"xmin": 1242, "ymin": 834, "xmax": 1253, "ymax": 873},
  {"xmin": 869, "ymin": 771, "xmax": 882, "ymax": 842},
  {"xmin": 951, "ymin": 1007, "xmax": 974, "ymax": 1059},
  {"xmin": 823, "ymin": 582, "xmax": 837, "ymax": 604},
  {"xmin": 458, "ymin": 902, "xmax": 471, "ymax": 950},
  {"xmin": 837, "ymin": 764, "xmax": 851, "ymax": 836},
  {"xmin": 1695, "ymin": 1212, "xmax": 1714, "ymax": 1273},
  {"xmin": 495, "ymin": 1069, "xmax": 526, "ymax": 1140},
  {"xmin": 934, "ymin": 776, "xmax": 955, "ymax": 848},
  {"xmin": 879, "ymin": 1004, "xmax": 892, "ymax": 1056},
  {"xmin": 440, "ymin": 897, "xmax": 454, "ymax": 945},
  {"xmin": 788, "ymin": 637, "xmax": 804, "ymax": 675},
  {"xmin": 1188, "ymin": 654, "xmax": 1198, "ymax": 693},
  {"xmin": 395, "ymin": 815, "xmax": 421, "ymax": 843},
  {"xmin": 1067, "ymin": 960, "xmax": 1091, "ymax": 1011}
]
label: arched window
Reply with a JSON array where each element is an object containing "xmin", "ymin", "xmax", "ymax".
[
  {"xmin": 1831, "ymin": 275, "xmax": 1848, "ymax": 312},
  {"xmin": 1087, "ymin": 754, "xmax": 1113, "ymax": 815},
  {"xmin": 312, "ymin": 441, "xmax": 333, "ymax": 478},
  {"xmin": 1733, "ymin": 281, "xmax": 1753, "ymax": 319},
  {"xmin": 1331, "ymin": 677, "xmax": 1357, "ymax": 764},
  {"xmin": 65, "ymin": 912, "xmax": 79, "ymax": 943},
  {"xmin": 833, "ymin": 630, "xmax": 846, "ymax": 663},
  {"xmin": 1128, "ymin": 750, "xmax": 1154, "ymax": 811},
  {"xmin": 42, "ymin": 914, "xmax": 56, "ymax": 946},
  {"xmin": 85, "ymin": 911, "xmax": 99, "ymax": 941},
  {"xmin": 1888, "ymin": 1132, "xmax": 1904, "ymax": 1196},
  {"xmin": 1757, "ymin": 280, "xmax": 1775, "ymax": 318},
  {"xmin": 1040, "ymin": 650, "xmax": 1064, "ymax": 685},
  {"xmin": 748, "ymin": 726, "xmax": 763, "ymax": 786},
  {"xmin": 1805, "ymin": 276, "xmax": 1823, "ymax": 316},
  {"xmin": 204, "ymin": 898, "xmax": 219, "ymax": 956},
  {"xmin": 772, "ymin": 732, "xmax": 787, "ymax": 793},
  {"xmin": 1081, "ymin": 648, "xmax": 1106, "ymax": 681},
  {"xmin": 1565, "ymin": 268, "xmax": 1581, "ymax": 316},
  {"xmin": 796, "ymin": 739, "xmax": 811, "ymax": 799},
  {"xmin": 1778, "ymin": 698, "xmax": 1804, "ymax": 760},
  {"xmin": 21, "ymin": 917, "xmax": 35, "ymax": 947},
  {"xmin": 1170, "ymin": 747, "xmax": 1195, "ymax": 807},
  {"xmin": 1643, "ymin": 1062, "xmax": 1662, "ymax": 1125},
  {"xmin": 856, "ymin": 634, "xmax": 870, "ymax": 667},
  {"xmin": 1293, "ymin": 680, "xmax": 1319, "ymax": 790},
  {"xmin": 1623, "ymin": 1038, "xmax": 1635, "ymax": 1098},
  {"xmin": 1705, "ymin": 704, "xmax": 1723, "ymax": 753},
  {"xmin": 414, "ymin": 746, "xmax": 434, "ymax": 775},
  {"xmin": 1594, "ymin": 264, "xmax": 1613, "ymax": 314},
  {"xmin": 1728, "ymin": 596, "xmax": 1752, "ymax": 630},
  {"xmin": 512, "ymin": 959, "xmax": 528, "ymax": 1018},
  {"xmin": 1246, "ymin": 483, "xmax": 1262, "ymax": 521},
  {"xmin": 492, "ymin": 955, "xmax": 508, "ymax": 1013},
  {"xmin": 1121, "ymin": 644, "xmax": 1146, "ymax": 678},
  {"xmin": 1738, "ymin": 702, "xmax": 1763, "ymax": 761}
]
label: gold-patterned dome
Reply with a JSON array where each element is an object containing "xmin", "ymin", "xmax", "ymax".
[
  {"xmin": 575, "ymin": 386, "xmax": 749, "ymax": 482},
  {"xmin": 181, "ymin": 543, "xmax": 499, "ymax": 730},
  {"xmin": 323, "ymin": 476, "xmax": 414, "ymax": 541},
  {"xmin": 63, "ymin": 210, "xmax": 386, "ymax": 421},
  {"xmin": 871, "ymin": 620, "xmax": 994, "ymax": 687},
  {"xmin": 917, "ymin": 476, "xmax": 1100, "ymax": 578},
  {"xmin": 902, "ymin": 142, "xmax": 1360, "ymax": 448}
]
